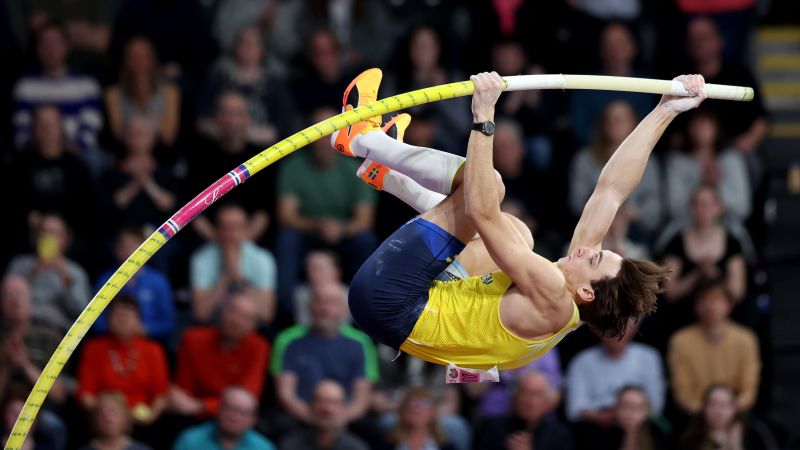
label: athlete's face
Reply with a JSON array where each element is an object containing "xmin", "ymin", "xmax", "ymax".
[{"xmin": 558, "ymin": 247, "xmax": 623, "ymax": 301}]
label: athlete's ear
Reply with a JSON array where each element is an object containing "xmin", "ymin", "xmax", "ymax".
[{"xmin": 577, "ymin": 285, "xmax": 595, "ymax": 302}]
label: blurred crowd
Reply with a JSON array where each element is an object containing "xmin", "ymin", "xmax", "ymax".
[{"xmin": 0, "ymin": 0, "xmax": 789, "ymax": 449}]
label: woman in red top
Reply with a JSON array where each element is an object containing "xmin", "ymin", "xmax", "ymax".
[{"xmin": 77, "ymin": 294, "xmax": 169, "ymax": 425}]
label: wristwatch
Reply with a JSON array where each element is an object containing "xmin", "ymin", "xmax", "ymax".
[{"xmin": 472, "ymin": 121, "xmax": 496, "ymax": 136}]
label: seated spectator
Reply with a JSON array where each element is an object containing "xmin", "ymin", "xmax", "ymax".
[
  {"xmin": 385, "ymin": 25, "xmax": 470, "ymax": 152},
  {"xmin": 276, "ymin": 106, "xmax": 378, "ymax": 311},
  {"xmin": 105, "ymin": 36, "xmax": 180, "ymax": 147},
  {"xmin": 565, "ymin": 322, "xmax": 665, "ymax": 428},
  {"xmin": 17, "ymin": 0, "xmax": 113, "ymax": 74},
  {"xmin": 665, "ymin": 109, "xmax": 751, "ymax": 222},
  {"xmin": 279, "ymin": 380, "xmax": 369, "ymax": 450},
  {"xmin": 290, "ymin": 29, "xmax": 355, "ymax": 114},
  {"xmin": 11, "ymin": 106, "xmax": 94, "ymax": 234},
  {"xmin": 474, "ymin": 371, "xmax": 573, "ymax": 450},
  {"xmin": 570, "ymin": 22, "xmax": 654, "ymax": 146},
  {"xmin": 384, "ymin": 387, "xmax": 456, "ymax": 450},
  {"xmin": 602, "ymin": 203, "xmax": 650, "ymax": 260},
  {"xmin": 0, "ymin": 276, "xmax": 66, "ymax": 404},
  {"xmin": 614, "ymin": 386, "xmax": 671, "ymax": 450},
  {"xmin": 272, "ymin": 283, "xmax": 377, "ymax": 424},
  {"xmin": 79, "ymin": 391, "xmax": 152, "ymax": 450},
  {"xmin": 173, "ymin": 386, "xmax": 275, "ymax": 450},
  {"xmin": 686, "ymin": 17, "xmax": 768, "ymax": 157},
  {"xmin": 568, "ymin": 100, "xmax": 662, "ymax": 240},
  {"xmin": 492, "ymin": 119, "xmax": 561, "ymax": 245},
  {"xmin": 490, "ymin": 40, "xmax": 556, "ymax": 172},
  {"xmin": 12, "ymin": 21, "xmax": 104, "ymax": 171},
  {"xmin": 1, "ymin": 384, "xmax": 68, "ymax": 450},
  {"xmin": 660, "ymin": 185, "xmax": 747, "ymax": 335},
  {"xmin": 92, "ymin": 226, "xmax": 176, "ymax": 342},
  {"xmin": 169, "ymin": 293, "xmax": 270, "ymax": 417},
  {"xmin": 186, "ymin": 92, "xmax": 277, "ymax": 244},
  {"xmin": 190, "ymin": 204, "xmax": 277, "ymax": 324},
  {"xmin": 198, "ymin": 25, "xmax": 294, "ymax": 146},
  {"xmin": 680, "ymin": 384, "xmax": 770, "ymax": 450},
  {"xmin": 466, "ymin": 349, "xmax": 563, "ymax": 419},
  {"xmin": 293, "ymin": 250, "xmax": 350, "ymax": 326},
  {"xmin": 5, "ymin": 213, "xmax": 90, "ymax": 332},
  {"xmin": 77, "ymin": 294, "xmax": 169, "ymax": 426},
  {"xmin": 101, "ymin": 116, "xmax": 177, "ymax": 234},
  {"xmin": 668, "ymin": 279, "xmax": 760, "ymax": 415},
  {"xmin": 576, "ymin": 386, "xmax": 671, "ymax": 450}
]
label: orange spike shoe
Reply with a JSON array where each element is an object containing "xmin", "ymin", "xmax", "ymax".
[{"xmin": 332, "ymin": 68, "xmax": 383, "ymax": 157}]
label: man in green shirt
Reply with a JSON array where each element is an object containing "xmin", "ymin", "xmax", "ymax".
[{"xmin": 276, "ymin": 106, "xmax": 378, "ymax": 314}]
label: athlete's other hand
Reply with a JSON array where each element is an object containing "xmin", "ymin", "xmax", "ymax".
[
  {"xmin": 471, "ymin": 71, "xmax": 504, "ymax": 123},
  {"xmin": 659, "ymin": 74, "xmax": 707, "ymax": 113}
]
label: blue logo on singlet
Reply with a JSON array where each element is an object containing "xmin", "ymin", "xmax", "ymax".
[{"xmin": 481, "ymin": 273, "xmax": 494, "ymax": 285}]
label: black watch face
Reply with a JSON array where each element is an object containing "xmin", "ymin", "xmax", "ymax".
[{"xmin": 483, "ymin": 122, "xmax": 495, "ymax": 135}]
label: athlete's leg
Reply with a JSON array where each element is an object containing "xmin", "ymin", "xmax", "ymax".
[
  {"xmin": 358, "ymin": 161, "xmax": 446, "ymax": 213},
  {"xmin": 350, "ymin": 131, "xmax": 465, "ymax": 195}
]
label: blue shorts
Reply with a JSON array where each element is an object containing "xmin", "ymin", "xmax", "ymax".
[{"xmin": 349, "ymin": 217, "xmax": 466, "ymax": 349}]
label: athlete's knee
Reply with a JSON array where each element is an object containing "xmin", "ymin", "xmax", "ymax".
[
  {"xmin": 495, "ymin": 170, "xmax": 506, "ymax": 202},
  {"xmin": 503, "ymin": 212, "xmax": 533, "ymax": 249}
]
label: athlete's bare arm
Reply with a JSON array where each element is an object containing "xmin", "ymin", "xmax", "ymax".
[
  {"xmin": 463, "ymin": 72, "xmax": 567, "ymax": 317},
  {"xmin": 568, "ymin": 75, "xmax": 708, "ymax": 254}
]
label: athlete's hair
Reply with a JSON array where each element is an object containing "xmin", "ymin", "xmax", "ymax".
[{"xmin": 579, "ymin": 259, "xmax": 670, "ymax": 339}]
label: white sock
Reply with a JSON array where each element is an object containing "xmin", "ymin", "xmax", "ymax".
[
  {"xmin": 351, "ymin": 131, "xmax": 465, "ymax": 195},
  {"xmin": 383, "ymin": 169, "xmax": 447, "ymax": 213}
]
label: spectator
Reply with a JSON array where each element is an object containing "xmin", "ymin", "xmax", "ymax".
[
  {"xmin": 173, "ymin": 387, "xmax": 275, "ymax": 450},
  {"xmin": 613, "ymin": 386, "xmax": 671, "ymax": 450},
  {"xmin": 384, "ymin": 387, "xmax": 456, "ymax": 450},
  {"xmin": 665, "ymin": 109, "xmax": 751, "ymax": 222},
  {"xmin": 680, "ymin": 384, "xmax": 770, "ymax": 450},
  {"xmin": 466, "ymin": 350, "xmax": 563, "ymax": 419},
  {"xmin": 490, "ymin": 40, "xmax": 555, "ymax": 170},
  {"xmin": 293, "ymin": 250, "xmax": 350, "ymax": 326},
  {"xmin": 660, "ymin": 185, "xmax": 747, "ymax": 331},
  {"xmin": 11, "ymin": 106, "xmax": 95, "ymax": 234},
  {"xmin": 668, "ymin": 279, "xmax": 760, "ymax": 414},
  {"xmin": 568, "ymin": 100, "xmax": 662, "ymax": 239},
  {"xmin": 385, "ymin": 25, "xmax": 470, "ymax": 153},
  {"xmin": 190, "ymin": 204, "xmax": 277, "ymax": 324},
  {"xmin": 105, "ymin": 37, "xmax": 181, "ymax": 147},
  {"xmin": 676, "ymin": 0, "xmax": 756, "ymax": 64},
  {"xmin": 272, "ymin": 282, "xmax": 377, "ymax": 424},
  {"xmin": 198, "ymin": 25, "xmax": 295, "ymax": 146},
  {"xmin": 279, "ymin": 380, "xmax": 369, "ymax": 450},
  {"xmin": 570, "ymin": 23, "xmax": 654, "ymax": 146},
  {"xmin": 110, "ymin": 0, "xmax": 216, "ymax": 84},
  {"xmin": 576, "ymin": 385, "xmax": 671, "ymax": 450},
  {"xmin": 565, "ymin": 322, "xmax": 665, "ymax": 427},
  {"xmin": 492, "ymin": 119, "xmax": 560, "ymax": 243},
  {"xmin": 101, "ymin": 115, "xmax": 177, "ymax": 234},
  {"xmin": 1, "ymin": 384, "xmax": 68, "ymax": 450},
  {"xmin": 15, "ymin": 0, "xmax": 113, "ymax": 72},
  {"xmin": 474, "ymin": 371, "xmax": 573, "ymax": 450},
  {"xmin": 169, "ymin": 293, "xmax": 270, "ymax": 417},
  {"xmin": 276, "ymin": 106, "xmax": 378, "ymax": 312},
  {"xmin": 92, "ymin": 226, "xmax": 176, "ymax": 342},
  {"xmin": 12, "ymin": 21, "xmax": 104, "ymax": 171},
  {"xmin": 686, "ymin": 17, "xmax": 768, "ymax": 157},
  {"xmin": 76, "ymin": 294, "xmax": 170, "ymax": 426},
  {"xmin": 79, "ymin": 391, "xmax": 152, "ymax": 450},
  {"xmin": 290, "ymin": 29, "xmax": 354, "ymax": 114},
  {"xmin": 186, "ymin": 92, "xmax": 277, "ymax": 244},
  {"xmin": 602, "ymin": 203, "xmax": 651, "ymax": 260},
  {"xmin": 303, "ymin": 0, "xmax": 394, "ymax": 67},
  {"xmin": 0, "ymin": 275, "xmax": 66, "ymax": 404},
  {"xmin": 5, "ymin": 213, "xmax": 91, "ymax": 332}
]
